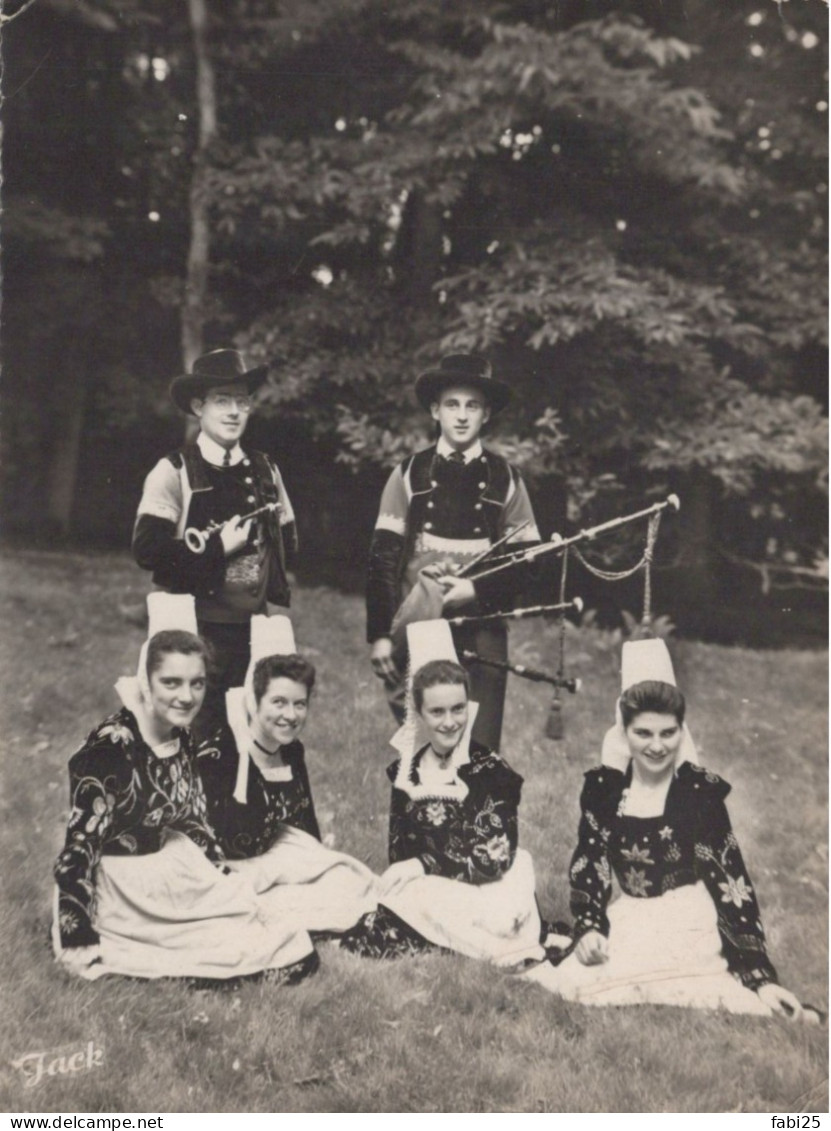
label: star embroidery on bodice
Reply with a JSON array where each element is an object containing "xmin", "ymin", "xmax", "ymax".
[
  {"xmin": 620, "ymin": 842, "xmax": 654, "ymax": 865},
  {"xmin": 624, "ymin": 867, "xmax": 652, "ymax": 897},
  {"xmin": 659, "ymin": 825, "xmax": 674, "ymax": 840}
]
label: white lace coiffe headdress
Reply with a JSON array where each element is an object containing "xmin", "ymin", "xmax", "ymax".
[
  {"xmin": 600, "ymin": 637, "xmax": 698, "ymax": 771},
  {"xmin": 390, "ymin": 619, "xmax": 478, "ymax": 801},
  {"xmin": 227, "ymin": 614, "xmax": 297, "ymax": 803},
  {"xmin": 114, "ymin": 592, "xmax": 199, "ymax": 716}
]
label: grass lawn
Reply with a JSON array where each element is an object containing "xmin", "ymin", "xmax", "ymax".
[{"xmin": 0, "ymin": 549, "xmax": 826, "ymax": 1114}]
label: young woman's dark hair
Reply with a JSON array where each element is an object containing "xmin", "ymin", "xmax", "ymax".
[
  {"xmin": 145, "ymin": 630, "xmax": 210, "ymax": 678},
  {"xmin": 252, "ymin": 653, "xmax": 316, "ymax": 704},
  {"xmin": 412, "ymin": 659, "xmax": 470, "ymax": 712},
  {"xmin": 619, "ymin": 680, "xmax": 686, "ymax": 728}
]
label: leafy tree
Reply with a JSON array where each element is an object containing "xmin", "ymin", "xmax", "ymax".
[
  {"xmin": 2, "ymin": 0, "xmax": 826, "ymax": 635},
  {"xmin": 203, "ymin": 0, "xmax": 826, "ymax": 608}
]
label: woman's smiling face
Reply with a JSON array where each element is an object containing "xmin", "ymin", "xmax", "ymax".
[
  {"xmin": 254, "ymin": 676, "xmax": 310, "ymax": 748},
  {"xmin": 417, "ymin": 682, "xmax": 469, "ymax": 757},
  {"xmin": 147, "ymin": 652, "xmax": 207, "ymax": 737},
  {"xmin": 625, "ymin": 711, "xmax": 682, "ymax": 780}
]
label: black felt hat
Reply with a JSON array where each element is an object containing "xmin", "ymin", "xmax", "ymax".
[
  {"xmin": 169, "ymin": 349, "xmax": 269, "ymax": 415},
  {"xmin": 414, "ymin": 353, "xmax": 512, "ymax": 414}
]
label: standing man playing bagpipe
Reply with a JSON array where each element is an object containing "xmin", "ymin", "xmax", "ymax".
[
  {"xmin": 366, "ymin": 353, "xmax": 541, "ymax": 750},
  {"xmin": 132, "ymin": 348, "xmax": 297, "ymax": 737}
]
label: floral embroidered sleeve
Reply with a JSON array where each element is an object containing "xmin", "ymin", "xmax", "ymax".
[
  {"xmin": 693, "ymin": 777, "xmax": 778, "ymax": 990},
  {"xmin": 569, "ymin": 770, "xmax": 615, "ymax": 940},
  {"xmin": 170, "ymin": 760, "xmax": 225, "ymax": 865},
  {"xmin": 290, "ymin": 748, "xmax": 321, "ymax": 841},
  {"xmin": 455, "ymin": 765, "xmax": 520, "ymax": 884},
  {"xmin": 387, "ymin": 765, "xmax": 424, "ymax": 869},
  {"xmin": 53, "ymin": 740, "xmax": 137, "ymax": 948}
]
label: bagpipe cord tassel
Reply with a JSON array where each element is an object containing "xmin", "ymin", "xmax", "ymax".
[{"xmin": 546, "ymin": 548, "xmax": 569, "ymax": 741}]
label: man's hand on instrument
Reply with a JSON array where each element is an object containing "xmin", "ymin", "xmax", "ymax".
[
  {"xmin": 220, "ymin": 515, "xmax": 253, "ymax": 556},
  {"xmin": 439, "ymin": 576, "xmax": 477, "ymax": 609},
  {"xmin": 370, "ymin": 636, "xmax": 399, "ymax": 686},
  {"xmin": 421, "ymin": 558, "xmax": 461, "ymax": 581}
]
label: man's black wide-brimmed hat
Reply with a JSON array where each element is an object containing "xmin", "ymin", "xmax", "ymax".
[
  {"xmin": 414, "ymin": 353, "xmax": 512, "ymax": 414},
  {"xmin": 169, "ymin": 349, "xmax": 269, "ymax": 415}
]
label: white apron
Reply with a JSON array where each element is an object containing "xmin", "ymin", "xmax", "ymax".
[
  {"xmin": 524, "ymin": 881, "xmax": 772, "ymax": 1015},
  {"xmin": 52, "ymin": 831, "xmax": 314, "ymax": 981},
  {"xmin": 381, "ymin": 848, "xmax": 545, "ymax": 970}
]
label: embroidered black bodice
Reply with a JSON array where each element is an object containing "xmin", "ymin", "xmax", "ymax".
[
  {"xmin": 568, "ymin": 762, "xmax": 778, "ymax": 989},
  {"xmin": 197, "ymin": 734, "xmax": 320, "ymax": 859},
  {"xmin": 54, "ymin": 708, "xmax": 222, "ymax": 949},
  {"xmin": 387, "ymin": 741, "xmax": 522, "ymax": 885}
]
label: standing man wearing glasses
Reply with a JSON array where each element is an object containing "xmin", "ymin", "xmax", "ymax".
[{"xmin": 133, "ymin": 349, "xmax": 297, "ymax": 735}]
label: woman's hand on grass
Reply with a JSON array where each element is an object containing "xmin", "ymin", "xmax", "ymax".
[
  {"xmin": 379, "ymin": 858, "xmax": 425, "ymax": 900},
  {"xmin": 57, "ymin": 945, "xmax": 102, "ymax": 974},
  {"xmin": 575, "ymin": 930, "xmax": 609, "ymax": 966},
  {"xmin": 757, "ymin": 982, "xmax": 808, "ymax": 1021}
]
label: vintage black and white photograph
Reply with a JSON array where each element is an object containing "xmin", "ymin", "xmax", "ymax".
[{"xmin": 0, "ymin": 0, "xmax": 827, "ymax": 1116}]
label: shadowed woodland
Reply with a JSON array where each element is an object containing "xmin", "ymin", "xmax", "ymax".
[{"xmin": 1, "ymin": 0, "xmax": 827, "ymax": 644}]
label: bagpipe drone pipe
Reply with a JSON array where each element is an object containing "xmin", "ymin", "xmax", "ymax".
[{"xmin": 389, "ymin": 495, "xmax": 680, "ymax": 739}]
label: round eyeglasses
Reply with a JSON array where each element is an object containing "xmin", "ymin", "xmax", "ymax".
[{"xmin": 206, "ymin": 394, "xmax": 253, "ymax": 412}]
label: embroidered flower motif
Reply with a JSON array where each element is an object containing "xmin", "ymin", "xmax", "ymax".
[
  {"xmin": 616, "ymin": 790, "xmax": 629, "ymax": 818},
  {"xmin": 167, "ymin": 760, "xmax": 190, "ymax": 804},
  {"xmin": 144, "ymin": 807, "xmax": 165, "ymax": 827},
  {"xmin": 719, "ymin": 873, "xmax": 753, "ymax": 908},
  {"xmin": 571, "ymin": 854, "xmax": 589, "ymax": 876},
  {"xmin": 99, "ymin": 723, "xmax": 134, "ymax": 745},
  {"xmin": 472, "ymin": 833, "xmax": 511, "ymax": 869},
  {"xmin": 623, "ymin": 867, "xmax": 652, "ymax": 897},
  {"xmin": 621, "ymin": 843, "xmax": 654, "ymax": 865},
  {"xmin": 85, "ymin": 793, "xmax": 115, "ymax": 835},
  {"xmin": 594, "ymin": 857, "xmax": 611, "ymax": 887},
  {"xmin": 665, "ymin": 842, "xmax": 682, "ymax": 863},
  {"xmin": 423, "ymin": 801, "xmax": 448, "ymax": 826},
  {"xmin": 659, "ymin": 825, "xmax": 673, "ymax": 841},
  {"xmin": 600, "ymin": 827, "xmax": 611, "ymax": 843},
  {"xmin": 59, "ymin": 909, "xmax": 79, "ymax": 935}
]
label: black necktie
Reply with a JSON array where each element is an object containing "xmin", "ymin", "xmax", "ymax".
[
  {"xmin": 222, "ymin": 450, "xmax": 231, "ymax": 468},
  {"xmin": 446, "ymin": 451, "xmax": 465, "ymax": 464}
]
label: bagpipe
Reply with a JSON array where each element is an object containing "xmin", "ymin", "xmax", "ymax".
[{"xmin": 391, "ymin": 494, "xmax": 680, "ymax": 738}]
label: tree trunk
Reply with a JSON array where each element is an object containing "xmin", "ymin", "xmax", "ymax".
[
  {"xmin": 182, "ymin": 0, "xmax": 217, "ymax": 437},
  {"xmin": 45, "ymin": 347, "xmax": 88, "ymax": 536},
  {"xmin": 396, "ymin": 188, "xmax": 443, "ymax": 305},
  {"xmin": 671, "ymin": 466, "xmax": 720, "ymax": 636}
]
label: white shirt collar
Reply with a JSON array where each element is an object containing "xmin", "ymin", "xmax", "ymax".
[
  {"xmin": 197, "ymin": 431, "xmax": 244, "ymax": 467},
  {"xmin": 436, "ymin": 437, "xmax": 483, "ymax": 464}
]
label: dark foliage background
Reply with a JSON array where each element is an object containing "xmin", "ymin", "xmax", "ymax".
[{"xmin": 2, "ymin": 0, "xmax": 827, "ymax": 642}]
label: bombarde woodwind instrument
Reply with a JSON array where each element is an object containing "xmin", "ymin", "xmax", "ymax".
[{"xmin": 184, "ymin": 502, "xmax": 281, "ymax": 554}]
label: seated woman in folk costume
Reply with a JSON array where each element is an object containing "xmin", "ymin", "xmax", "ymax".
[
  {"xmin": 196, "ymin": 614, "xmax": 378, "ymax": 936},
  {"xmin": 52, "ymin": 593, "xmax": 316, "ymax": 986},
  {"xmin": 341, "ymin": 619, "xmax": 546, "ymax": 970},
  {"xmin": 526, "ymin": 638, "xmax": 820, "ymax": 1021}
]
